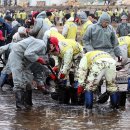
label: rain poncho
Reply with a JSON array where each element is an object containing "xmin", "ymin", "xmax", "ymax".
[
  {"xmin": 8, "ymin": 36, "xmax": 47, "ymax": 91},
  {"xmin": 52, "ymin": 39, "xmax": 83, "ymax": 80},
  {"xmin": 118, "ymin": 36, "xmax": 130, "ymax": 64},
  {"xmin": 44, "ymin": 18, "xmax": 53, "ymax": 26},
  {"xmin": 36, "ymin": 11, "xmax": 46, "ymax": 19},
  {"xmin": 118, "ymin": 36, "xmax": 130, "ymax": 57},
  {"xmin": 29, "ymin": 11, "xmax": 51, "ymax": 39},
  {"xmin": 83, "ymin": 12, "xmax": 121, "ymax": 58},
  {"xmin": 0, "ymin": 27, "xmax": 28, "ymax": 75},
  {"xmin": 78, "ymin": 50, "xmax": 117, "ymax": 92},
  {"xmin": 62, "ymin": 17, "xmax": 77, "ymax": 40},
  {"xmin": 29, "ymin": 11, "xmax": 51, "ymax": 85},
  {"xmin": 80, "ymin": 20, "xmax": 93, "ymax": 39},
  {"xmin": 116, "ymin": 23, "xmax": 130, "ymax": 37}
]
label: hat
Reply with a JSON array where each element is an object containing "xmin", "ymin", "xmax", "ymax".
[
  {"xmin": 32, "ymin": 11, "xmax": 39, "ymax": 18},
  {"xmin": 18, "ymin": 26, "xmax": 27, "ymax": 34},
  {"xmin": 49, "ymin": 37, "xmax": 59, "ymax": 53},
  {"xmin": 77, "ymin": 11, "xmax": 87, "ymax": 22},
  {"xmin": 0, "ymin": 30, "xmax": 4, "ymax": 41},
  {"xmin": 121, "ymin": 15, "xmax": 128, "ymax": 20}
]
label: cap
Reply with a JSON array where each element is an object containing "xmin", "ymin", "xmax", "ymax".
[
  {"xmin": 18, "ymin": 26, "xmax": 27, "ymax": 34},
  {"xmin": 49, "ymin": 37, "xmax": 59, "ymax": 53}
]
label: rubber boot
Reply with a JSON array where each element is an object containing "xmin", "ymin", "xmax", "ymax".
[
  {"xmin": 110, "ymin": 92, "xmax": 119, "ymax": 109},
  {"xmin": 15, "ymin": 90, "xmax": 26, "ymax": 109},
  {"xmin": 25, "ymin": 90, "xmax": 33, "ymax": 107},
  {"xmin": 0, "ymin": 73, "xmax": 8, "ymax": 88},
  {"xmin": 51, "ymin": 91, "xmax": 59, "ymax": 101},
  {"xmin": 63, "ymin": 87, "xmax": 70, "ymax": 104},
  {"xmin": 119, "ymin": 92, "xmax": 126, "ymax": 107},
  {"xmin": 58, "ymin": 80, "xmax": 70, "ymax": 104},
  {"xmin": 25, "ymin": 84, "xmax": 33, "ymax": 107},
  {"xmin": 69, "ymin": 71, "xmax": 74, "ymax": 86},
  {"xmin": 70, "ymin": 87, "xmax": 78, "ymax": 105},
  {"xmin": 85, "ymin": 91, "xmax": 93, "ymax": 109}
]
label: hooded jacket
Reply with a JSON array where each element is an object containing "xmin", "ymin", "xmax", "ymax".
[
  {"xmin": 29, "ymin": 11, "xmax": 51, "ymax": 39},
  {"xmin": 11, "ymin": 36, "xmax": 47, "ymax": 63},
  {"xmin": 36, "ymin": 11, "xmax": 46, "ymax": 19},
  {"xmin": 83, "ymin": 12, "xmax": 121, "ymax": 57},
  {"xmin": 116, "ymin": 22, "xmax": 130, "ymax": 37}
]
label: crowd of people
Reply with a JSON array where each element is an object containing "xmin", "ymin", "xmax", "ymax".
[{"xmin": 0, "ymin": 6, "xmax": 130, "ymax": 111}]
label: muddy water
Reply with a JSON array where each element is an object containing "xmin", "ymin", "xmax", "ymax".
[{"xmin": 0, "ymin": 89, "xmax": 130, "ymax": 130}]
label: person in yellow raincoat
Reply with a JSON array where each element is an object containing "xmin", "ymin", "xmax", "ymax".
[
  {"xmin": 44, "ymin": 11, "xmax": 53, "ymax": 26},
  {"xmin": 43, "ymin": 27, "xmax": 65, "ymax": 45},
  {"xmin": 49, "ymin": 37, "xmax": 83, "ymax": 105},
  {"xmin": 77, "ymin": 50, "xmax": 119, "ymax": 109},
  {"xmin": 95, "ymin": 8, "xmax": 102, "ymax": 19},
  {"xmin": 77, "ymin": 11, "xmax": 93, "ymax": 45},
  {"xmin": 62, "ymin": 14, "xmax": 77, "ymax": 40},
  {"xmin": 43, "ymin": 27, "xmax": 65, "ymax": 67},
  {"xmin": 118, "ymin": 34, "xmax": 130, "ymax": 64}
]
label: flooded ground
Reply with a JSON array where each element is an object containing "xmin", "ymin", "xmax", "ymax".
[{"xmin": 0, "ymin": 87, "xmax": 130, "ymax": 130}]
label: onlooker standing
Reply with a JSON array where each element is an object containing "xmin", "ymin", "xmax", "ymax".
[
  {"xmin": 62, "ymin": 13, "xmax": 77, "ymax": 40},
  {"xmin": 116, "ymin": 15, "xmax": 130, "ymax": 37}
]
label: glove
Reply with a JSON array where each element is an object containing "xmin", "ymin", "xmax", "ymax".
[
  {"xmin": 59, "ymin": 73, "xmax": 65, "ymax": 79},
  {"xmin": 50, "ymin": 74, "xmax": 57, "ymax": 80},
  {"xmin": 52, "ymin": 66, "xmax": 59, "ymax": 72},
  {"xmin": 37, "ymin": 57, "xmax": 46, "ymax": 64},
  {"xmin": 77, "ymin": 85, "xmax": 84, "ymax": 95}
]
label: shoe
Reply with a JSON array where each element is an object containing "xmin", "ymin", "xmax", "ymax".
[{"xmin": 15, "ymin": 90, "xmax": 26, "ymax": 109}]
